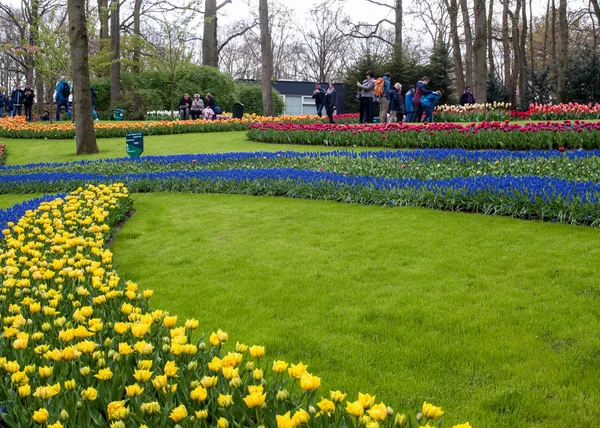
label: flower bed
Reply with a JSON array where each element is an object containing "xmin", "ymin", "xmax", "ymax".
[
  {"xmin": 0, "ymin": 114, "xmax": 360, "ymax": 140},
  {"xmin": 525, "ymin": 102, "xmax": 600, "ymax": 120},
  {"xmin": 433, "ymin": 102, "xmax": 512, "ymax": 122},
  {"xmin": 3, "ymin": 149, "xmax": 600, "ymax": 183},
  {"xmin": 0, "ymin": 165, "xmax": 598, "ymax": 226},
  {"xmin": 247, "ymin": 121, "xmax": 600, "ymax": 150},
  {"xmin": 0, "ymin": 184, "xmax": 465, "ymax": 427}
]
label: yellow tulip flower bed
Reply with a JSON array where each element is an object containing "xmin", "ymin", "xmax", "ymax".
[{"xmin": 0, "ymin": 185, "xmax": 468, "ymax": 428}]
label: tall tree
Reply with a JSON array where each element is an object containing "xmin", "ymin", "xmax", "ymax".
[
  {"xmin": 445, "ymin": 0, "xmax": 465, "ymax": 93},
  {"xmin": 259, "ymin": 0, "xmax": 274, "ymax": 116},
  {"xmin": 67, "ymin": 0, "xmax": 99, "ymax": 155},
  {"xmin": 132, "ymin": 0, "xmax": 142, "ymax": 73},
  {"xmin": 556, "ymin": 0, "xmax": 568, "ymax": 101},
  {"xmin": 459, "ymin": 0, "xmax": 473, "ymax": 85},
  {"xmin": 202, "ymin": 0, "xmax": 232, "ymax": 67},
  {"xmin": 472, "ymin": 0, "xmax": 487, "ymax": 101},
  {"xmin": 110, "ymin": 0, "xmax": 120, "ymax": 102},
  {"xmin": 502, "ymin": 0, "xmax": 512, "ymax": 100},
  {"xmin": 487, "ymin": 0, "xmax": 495, "ymax": 78}
]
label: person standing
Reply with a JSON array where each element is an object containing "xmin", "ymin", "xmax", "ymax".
[
  {"xmin": 388, "ymin": 83, "xmax": 405, "ymax": 123},
  {"xmin": 404, "ymin": 85, "xmax": 416, "ymax": 122},
  {"xmin": 10, "ymin": 83, "xmax": 25, "ymax": 117},
  {"xmin": 23, "ymin": 84, "xmax": 35, "ymax": 122},
  {"xmin": 312, "ymin": 83, "xmax": 326, "ymax": 117},
  {"xmin": 413, "ymin": 77, "xmax": 433, "ymax": 122},
  {"xmin": 55, "ymin": 79, "xmax": 72, "ymax": 121},
  {"xmin": 324, "ymin": 80, "xmax": 337, "ymax": 124},
  {"xmin": 357, "ymin": 70, "xmax": 376, "ymax": 123},
  {"xmin": 379, "ymin": 72, "xmax": 392, "ymax": 123},
  {"xmin": 0, "ymin": 87, "xmax": 5, "ymax": 117},
  {"xmin": 459, "ymin": 85, "xmax": 476, "ymax": 105}
]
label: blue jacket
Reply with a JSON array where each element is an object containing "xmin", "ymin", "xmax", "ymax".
[
  {"xmin": 389, "ymin": 88, "xmax": 405, "ymax": 113},
  {"xmin": 416, "ymin": 81, "xmax": 433, "ymax": 99},
  {"xmin": 382, "ymin": 76, "xmax": 391, "ymax": 100},
  {"xmin": 55, "ymin": 81, "xmax": 71, "ymax": 102},
  {"xmin": 11, "ymin": 88, "xmax": 24, "ymax": 105},
  {"xmin": 405, "ymin": 89, "xmax": 415, "ymax": 112},
  {"xmin": 0, "ymin": 93, "xmax": 5, "ymax": 107},
  {"xmin": 421, "ymin": 92, "xmax": 441, "ymax": 108}
]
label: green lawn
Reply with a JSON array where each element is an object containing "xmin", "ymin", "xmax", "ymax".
[
  {"xmin": 109, "ymin": 193, "xmax": 600, "ymax": 428},
  {"xmin": 1, "ymin": 132, "xmax": 389, "ymax": 165}
]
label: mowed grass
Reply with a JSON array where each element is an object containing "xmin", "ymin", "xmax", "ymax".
[
  {"xmin": 110, "ymin": 192, "xmax": 600, "ymax": 428},
  {"xmin": 1, "ymin": 132, "xmax": 390, "ymax": 165}
]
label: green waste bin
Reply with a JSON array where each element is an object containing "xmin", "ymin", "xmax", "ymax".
[
  {"xmin": 113, "ymin": 109, "xmax": 124, "ymax": 121},
  {"xmin": 373, "ymin": 117, "xmax": 380, "ymax": 124},
  {"xmin": 232, "ymin": 103, "xmax": 244, "ymax": 119}
]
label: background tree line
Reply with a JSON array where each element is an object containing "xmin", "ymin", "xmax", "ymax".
[{"xmin": 0, "ymin": 0, "xmax": 590, "ymax": 118}]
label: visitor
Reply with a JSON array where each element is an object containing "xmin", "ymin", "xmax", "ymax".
[
  {"xmin": 413, "ymin": 77, "xmax": 433, "ymax": 122},
  {"xmin": 404, "ymin": 85, "xmax": 416, "ymax": 122},
  {"xmin": 179, "ymin": 93, "xmax": 193, "ymax": 120},
  {"xmin": 388, "ymin": 83, "xmax": 405, "ymax": 123},
  {"xmin": 91, "ymin": 86, "xmax": 99, "ymax": 121},
  {"xmin": 324, "ymin": 80, "xmax": 337, "ymax": 124},
  {"xmin": 312, "ymin": 83, "xmax": 326, "ymax": 117},
  {"xmin": 421, "ymin": 90, "xmax": 442, "ymax": 123},
  {"xmin": 459, "ymin": 85, "xmax": 475, "ymax": 105},
  {"xmin": 10, "ymin": 83, "xmax": 24, "ymax": 117},
  {"xmin": 190, "ymin": 94, "xmax": 204, "ymax": 120},
  {"xmin": 357, "ymin": 70, "xmax": 376, "ymax": 123},
  {"xmin": 380, "ymin": 72, "xmax": 392, "ymax": 123},
  {"xmin": 203, "ymin": 94, "xmax": 221, "ymax": 120},
  {"xmin": 0, "ymin": 87, "xmax": 5, "ymax": 117},
  {"xmin": 23, "ymin": 84, "xmax": 35, "ymax": 122},
  {"xmin": 55, "ymin": 79, "xmax": 72, "ymax": 121}
]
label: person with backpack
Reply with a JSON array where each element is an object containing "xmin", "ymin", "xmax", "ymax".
[
  {"xmin": 412, "ymin": 77, "xmax": 433, "ymax": 122},
  {"xmin": 404, "ymin": 85, "xmax": 416, "ymax": 122},
  {"xmin": 312, "ymin": 83, "xmax": 326, "ymax": 118},
  {"xmin": 324, "ymin": 80, "xmax": 337, "ymax": 124},
  {"xmin": 421, "ymin": 90, "xmax": 442, "ymax": 123},
  {"xmin": 23, "ymin": 84, "xmax": 35, "ymax": 122},
  {"xmin": 10, "ymin": 84, "xmax": 25, "ymax": 117},
  {"xmin": 378, "ymin": 72, "xmax": 392, "ymax": 123},
  {"xmin": 91, "ymin": 86, "xmax": 99, "ymax": 121},
  {"xmin": 0, "ymin": 87, "xmax": 6, "ymax": 118},
  {"xmin": 356, "ymin": 70, "xmax": 376, "ymax": 123},
  {"xmin": 388, "ymin": 82, "xmax": 405, "ymax": 123},
  {"xmin": 55, "ymin": 79, "xmax": 72, "ymax": 121}
]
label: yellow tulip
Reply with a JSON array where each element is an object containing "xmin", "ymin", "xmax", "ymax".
[
  {"xmin": 368, "ymin": 402, "xmax": 388, "ymax": 421},
  {"xmin": 218, "ymin": 393, "xmax": 234, "ymax": 408},
  {"xmin": 125, "ymin": 383, "xmax": 144, "ymax": 397},
  {"xmin": 422, "ymin": 402, "xmax": 444, "ymax": 420},
  {"xmin": 317, "ymin": 398, "xmax": 336, "ymax": 415},
  {"xmin": 288, "ymin": 362, "xmax": 308, "ymax": 380},
  {"xmin": 330, "ymin": 390, "xmax": 347, "ymax": 403},
  {"xmin": 249, "ymin": 345, "xmax": 265, "ymax": 358},
  {"xmin": 190, "ymin": 385, "xmax": 208, "ymax": 402},
  {"xmin": 107, "ymin": 400, "xmax": 129, "ymax": 420},
  {"xmin": 169, "ymin": 404, "xmax": 188, "ymax": 422},
  {"xmin": 33, "ymin": 408, "xmax": 49, "ymax": 424},
  {"xmin": 217, "ymin": 417, "xmax": 229, "ymax": 428},
  {"xmin": 94, "ymin": 368, "xmax": 113, "ymax": 381},
  {"xmin": 452, "ymin": 423, "xmax": 472, "ymax": 428},
  {"xmin": 358, "ymin": 392, "xmax": 376, "ymax": 409},
  {"xmin": 272, "ymin": 360, "xmax": 288, "ymax": 374},
  {"xmin": 345, "ymin": 400, "xmax": 364, "ymax": 417},
  {"xmin": 300, "ymin": 373, "xmax": 321, "ymax": 391},
  {"xmin": 243, "ymin": 392, "xmax": 267, "ymax": 408}
]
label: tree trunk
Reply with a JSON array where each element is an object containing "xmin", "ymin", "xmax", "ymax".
[
  {"xmin": 511, "ymin": 0, "xmax": 522, "ymax": 108},
  {"xmin": 392, "ymin": 0, "xmax": 403, "ymax": 63},
  {"xmin": 551, "ymin": 0, "xmax": 556, "ymax": 64},
  {"xmin": 543, "ymin": 0, "xmax": 550, "ymax": 61},
  {"xmin": 556, "ymin": 0, "xmax": 567, "ymax": 102},
  {"xmin": 259, "ymin": 0, "xmax": 274, "ymax": 116},
  {"xmin": 591, "ymin": 0, "xmax": 600, "ymax": 26},
  {"xmin": 487, "ymin": 0, "xmax": 495, "ymax": 78},
  {"xmin": 459, "ymin": 0, "xmax": 473, "ymax": 86},
  {"xmin": 132, "ymin": 0, "xmax": 142, "ymax": 73},
  {"xmin": 519, "ymin": 0, "xmax": 528, "ymax": 108},
  {"xmin": 446, "ymin": 0, "xmax": 465, "ymax": 94},
  {"xmin": 528, "ymin": 0, "xmax": 534, "ymax": 72},
  {"xmin": 202, "ymin": 0, "xmax": 219, "ymax": 67},
  {"xmin": 502, "ymin": 0, "xmax": 511, "ymax": 100},
  {"xmin": 472, "ymin": 0, "xmax": 487, "ymax": 102},
  {"xmin": 35, "ymin": 75, "xmax": 44, "ymax": 115},
  {"xmin": 68, "ymin": 0, "xmax": 99, "ymax": 155},
  {"xmin": 110, "ymin": 0, "xmax": 121, "ymax": 103},
  {"xmin": 98, "ymin": 0, "xmax": 109, "ymax": 40}
]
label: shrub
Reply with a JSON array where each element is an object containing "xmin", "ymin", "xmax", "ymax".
[{"xmin": 235, "ymin": 83, "xmax": 285, "ymax": 116}]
